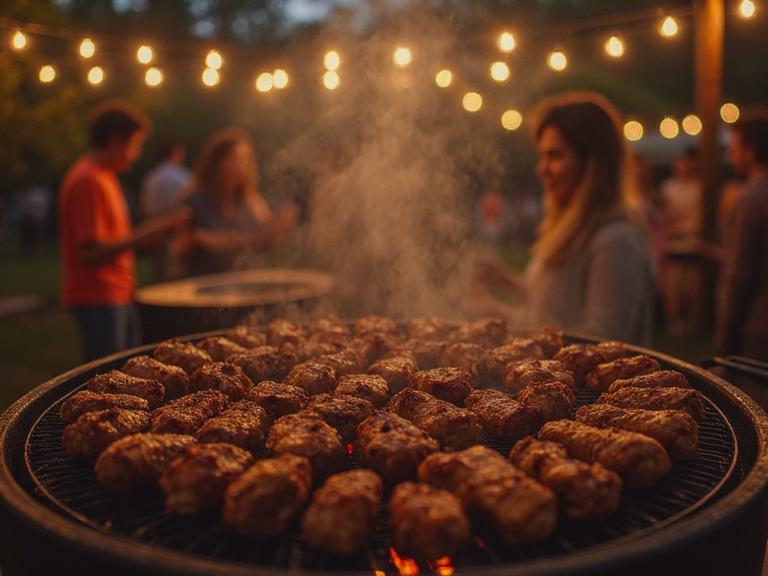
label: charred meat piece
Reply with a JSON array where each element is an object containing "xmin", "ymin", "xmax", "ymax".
[
  {"xmin": 86, "ymin": 370, "xmax": 165, "ymax": 408},
  {"xmin": 389, "ymin": 482, "xmax": 471, "ymax": 562},
  {"xmin": 298, "ymin": 337, "xmax": 345, "ymax": 360},
  {"xmin": 518, "ymin": 381, "xmax": 575, "ymax": 424},
  {"xmin": 189, "ymin": 361, "xmax": 252, "ymax": 400},
  {"xmin": 222, "ymin": 454, "xmax": 312, "ymax": 538},
  {"xmin": 576, "ymin": 403, "xmax": 698, "ymax": 460},
  {"xmin": 150, "ymin": 390, "xmax": 230, "ymax": 434},
  {"xmin": 95, "ymin": 433, "xmax": 195, "ymax": 492},
  {"xmin": 348, "ymin": 333, "xmax": 400, "ymax": 366},
  {"xmin": 307, "ymin": 393, "xmax": 374, "ymax": 443},
  {"xmin": 464, "ymin": 389, "xmax": 538, "ymax": 441},
  {"xmin": 593, "ymin": 341, "xmax": 628, "ymax": 362},
  {"xmin": 301, "ymin": 469, "xmax": 382, "ymax": 554},
  {"xmin": 195, "ymin": 400, "xmax": 271, "ymax": 453},
  {"xmin": 405, "ymin": 317, "xmax": 456, "ymax": 341},
  {"xmin": 60, "ymin": 390, "xmax": 149, "ymax": 424},
  {"xmin": 503, "ymin": 359, "xmax": 576, "ymax": 393},
  {"xmin": 266, "ymin": 411, "xmax": 347, "ymax": 478},
  {"xmin": 597, "ymin": 386, "xmax": 705, "ymax": 421},
  {"xmin": 508, "ymin": 437, "xmax": 622, "ymax": 519},
  {"xmin": 412, "ymin": 367, "xmax": 473, "ymax": 405},
  {"xmin": 197, "ymin": 337, "xmax": 248, "ymax": 362},
  {"xmin": 154, "ymin": 339, "xmax": 212, "ymax": 375},
  {"xmin": 121, "ymin": 356, "xmax": 190, "ymax": 399},
  {"xmin": 528, "ymin": 327, "xmax": 565, "ymax": 358},
  {"xmin": 247, "ymin": 380, "xmax": 308, "ymax": 418},
  {"xmin": 308, "ymin": 316, "xmax": 351, "ymax": 342},
  {"xmin": 449, "ymin": 318, "xmax": 507, "ymax": 348},
  {"xmin": 367, "ymin": 355, "xmax": 417, "ymax": 394},
  {"xmin": 399, "ymin": 339, "xmax": 447, "ymax": 369},
  {"xmin": 285, "ymin": 361, "xmax": 337, "ymax": 396},
  {"xmin": 229, "ymin": 345, "xmax": 297, "ymax": 383},
  {"xmin": 606, "ymin": 370, "xmax": 690, "ymax": 394},
  {"xmin": 441, "ymin": 342, "xmax": 502, "ymax": 387},
  {"xmin": 418, "ymin": 446, "xmax": 557, "ymax": 543},
  {"xmin": 356, "ymin": 412, "xmax": 439, "ymax": 483},
  {"xmin": 266, "ymin": 319, "xmax": 306, "ymax": 347},
  {"xmin": 314, "ymin": 348, "xmax": 364, "ymax": 377},
  {"xmin": 553, "ymin": 344, "xmax": 606, "ymax": 386},
  {"xmin": 354, "ymin": 315, "xmax": 399, "ymax": 337},
  {"xmin": 538, "ymin": 420, "xmax": 671, "ymax": 488},
  {"xmin": 334, "ymin": 374, "xmax": 390, "ymax": 408},
  {"xmin": 389, "ymin": 388, "xmax": 484, "ymax": 450},
  {"xmin": 585, "ymin": 355, "xmax": 662, "ymax": 392},
  {"xmin": 226, "ymin": 325, "xmax": 267, "ymax": 349},
  {"xmin": 159, "ymin": 442, "xmax": 253, "ymax": 514},
  {"xmin": 62, "ymin": 408, "xmax": 150, "ymax": 461},
  {"xmin": 490, "ymin": 339, "xmax": 546, "ymax": 366}
]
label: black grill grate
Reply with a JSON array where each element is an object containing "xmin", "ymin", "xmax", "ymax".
[{"xmin": 24, "ymin": 383, "xmax": 737, "ymax": 574}]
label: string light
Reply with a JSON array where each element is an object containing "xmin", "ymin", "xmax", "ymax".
[
  {"xmin": 738, "ymin": 0, "xmax": 757, "ymax": 18},
  {"xmin": 38, "ymin": 65, "xmax": 56, "ymax": 83},
  {"xmin": 205, "ymin": 49, "xmax": 223, "ymax": 70},
  {"xmin": 144, "ymin": 66, "xmax": 163, "ymax": 87},
  {"xmin": 490, "ymin": 61, "xmax": 510, "ymax": 82},
  {"xmin": 201, "ymin": 67, "xmax": 220, "ymax": 87},
  {"xmin": 720, "ymin": 102, "xmax": 740, "ymax": 123},
  {"xmin": 272, "ymin": 68, "xmax": 289, "ymax": 89},
  {"xmin": 255, "ymin": 72, "xmax": 273, "ymax": 93},
  {"xmin": 462, "ymin": 92, "xmax": 483, "ymax": 112},
  {"xmin": 79, "ymin": 38, "xmax": 96, "ymax": 59},
  {"xmin": 393, "ymin": 46, "xmax": 412, "ymax": 67},
  {"xmin": 660, "ymin": 16, "xmax": 679, "ymax": 38},
  {"xmin": 497, "ymin": 31, "xmax": 516, "ymax": 53},
  {"xmin": 604, "ymin": 36, "xmax": 625, "ymax": 58},
  {"xmin": 136, "ymin": 45, "xmax": 153, "ymax": 64},
  {"xmin": 11, "ymin": 30, "xmax": 27, "ymax": 50},
  {"xmin": 87, "ymin": 66, "xmax": 104, "ymax": 85},
  {"xmin": 501, "ymin": 109, "xmax": 523, "ymax": 131},
  {"xmin": 323, "ymin": 70, "xmax": 340, "ymax": 90},
  {"xmin": 547, "ymin": 50, "xmax": 568, "ymax": 71},
  {"xmin": 660, "ymin": 117, "xmax": 680, "ymax": 139},
  {"xmin": 324, "ymin": 50, "xmax": 340, "ymax": 71},
  {"xmin": 435, "ymin": 69, "xmax": 453, "ymax": 88},
  {"xmin": 682, "ymin": 114, "xmax": 702, "ymax": 136},
  {"xmin": 623, "ymin": 120, "xmax": 644, "ymax": 141}
]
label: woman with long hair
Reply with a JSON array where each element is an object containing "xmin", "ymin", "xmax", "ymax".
[{"xmin": 476, "ymin": 92, "xmax": 654, "ymax": 344}]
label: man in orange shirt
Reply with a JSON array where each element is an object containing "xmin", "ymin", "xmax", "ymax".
[{"xmin": 59, "ymin": 100, "xmax": 186, "ymax": 360}]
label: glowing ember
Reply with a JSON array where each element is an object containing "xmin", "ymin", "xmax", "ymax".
[
  {"xmin": 430, "ymin": 556, "xmax": 454, "ymax": 576},
  {"xmin": 389, "ymin": 547, "xmax": 420, "ymax": 576}
]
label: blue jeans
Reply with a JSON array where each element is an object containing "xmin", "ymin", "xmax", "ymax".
[{"xmin": 71, "ymin": 304, "xmax": 140, "ymax": 362}]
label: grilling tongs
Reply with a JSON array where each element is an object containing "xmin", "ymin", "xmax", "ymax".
[{"xmin": 701, "ymin": 355, "xmax": 768, "ymax": 383}]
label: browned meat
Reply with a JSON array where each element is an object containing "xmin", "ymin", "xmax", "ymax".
[
  {"xmin": 285, "ymin": 361, "xmax": 337, "ymax": 395},
  {"xmin": 518, "ymin": 381, "xmax": 575, "ymax": 424},
  {"xmin": 154, "ymin": 339, "xmax": 212, "ymax": 375},
  {"xmin": 389, "ymin": 388, "xmax": 484, "ymax": 450},
  {"xmin": 298, "ymin": 337, "xmax": 345, "ymax": 360},
  {"xmin": 449, "ymin": 318, "xmax": 507, "ymax": 348},
  {"xmin": 538, "ymin": 420, "xmax": 671, "ymax": 488},
  {"xmin": 60, "ymin": 390, "xmax": 149, "ymax": 424},
  {"xmin": 301, "ymin": 469, "xmax": 382, "ymax": 554},
  {"xmin": 606, "ymin": 370, "xmax": 690, "ymax": 394},
  {"xmin": 354, "ymin": 315, "xmax": 399, "ymax": 336},
  {"xmin": 229, "ymin": 345, "xmax": 298, "ymax": 383},
  {"xmin": 412, "ymin": 367, "xmax": 473, "ymax": 405},
  {"xmin": 389, "ymin": 482, "xmax": 471, "ymax": 562},
  {"xmin": 464, "ymin": 389, "xmax": 538, "ymax": 441},
  {"xmin": 266, "ymin": 411, "xmax": 347, "ymax": 478},
  {"xmin": 508, "ymin": 437, "xmax": 622, "ymax": 519},
  {"xmin": 356, "ymin": 412, "xmax": 439, "ymax": 483},
  {"xmin": 585, "ymin": 355, "xmax": 662, "ymax": 392},
  {"xmin": 399, "ymin": 339, "xmax": 447, "ymax": 369},
  {"xmin": 159, "ymin": 442, "xmax": 253, "ymax": 514},
  {"xmin": 334, "ymin": 374, "xmax": 390, "ymax": 408},
  {"xmin": 503, "ymin": 359, "xmax": 576, "ymax": 392},
  {"xmin": 307, "ymin": 394, "xmax": 374, "ymax": 443},
  {"xmin": 441, "ymin": 342, "xmax": 502, "ymax": 387},
  {"xmin": 266, "ymin": 319, "xmax": 306, "ymax": 347},
  {"xmin": 597, "ymin": 386, "xmax": 705, "ymax": 421},
  {"xmin": 195, "ymin": 400, "xmax": 271, "ymax": 453},
  {"xmin": 490, "ymin": 339, "xmax": 546, "ymax": 366},
  {"xmin": 405, "ymin": 317, "xmax": 456, "ymax": 341},
  {"xmin": 121, "ymin": 356, "xmax": 190, "ymax": 399},
  {"xmin": 593, "ymin": 341, "xmax": 628, "ymax": 362},
  {"xmin": 528, "ymin": 327, "xmax": 565, "ymax": 358},
  {"xmin": 62, "ymin": 408, "xmax": 150, "ymax": 460},
  {"xmin": 226, "ymin": 325, "xmax": 267, "ymax": 348},
  {"xmin": 314, "ymin": 348, "xmax": 364, "ymax": 377},
  {"xmin": 576, "ymin": 403, "xmax": 699, "ymax": 460},
  {"xmin": 197, "ymin": 337, "xmax": 248, "ymax": 362},
  {"xmin": 189, "ymin": 361, "xmax": 252, "ymax": 400},
  {"xmin": 86, "ymin": 370, "xmax": 165, "ymax": 408},
  {"xmin": 95, "ymin": 433, "xmax": 196, "ymax": 492},
  {"xmin": 222, "ymin": 454, "xmax": 312, "ymax": 538},
  {"xmin": 348, "ymin": 332, "xmax": 400, "ymax": 365},
  {"xmin": 367, "ymin": 355, "xmax": 417, "ymax": 394},
  {"xmin": 247, "ymin": 380, "xmax": 308, "ymax": 418},
  {"xmin": 150, "ymin": 390, "xmax": 230, "ymax": 434},
  {"xmin": 308, "ymin": 316, "xmax": 351, "ymax": 340},
  {"xmin": 553, "ymin": 344, "xmax": 605, "ymax": 386},
  {"xmin": 418, "ymin": 446, "xmax": 557, "ymax": 543}
]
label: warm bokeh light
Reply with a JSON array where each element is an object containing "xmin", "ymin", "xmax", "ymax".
[
  {"xmin": 547, "ymin": 50, "xmax": 568, "ymax": 71},
  {"xmin": 501, "ymin": 109, "xmax": 523, "ymax": 131},
  {"xmin": 87, "ymin": 66, "xmax": 104, "ymax": 85},
  {"xmin": 623, "ymin": 120, "xmax": 644, "ymax": 142},
  {"xmin": 720, "ymin": 102, "xmax": 740, "ymax": 123},
  {"xmin": 682, "ymin": 114, "xmax": 702, "ymax": 136},
  {"xmin": 323, "ymin": 70, "xmax": 340, "ymax": 90},
  {"xmin": 324, "ymin": 50, "xmax": 340, "ymax": 71},
  {"xmin": 255, "ymin": 72, "xmax": 273, "ymax": 93},
  {"xmin": 79, "ymin": 38, "xmax": 96, "ymax": 59},
  {"xmin": 660, "ymin": 117, "xmax": 680, "ymax": 139},
  {"xmin": 660, "ymin": 16, "xmax": 679, "ymax": 38},
  {"xmin": 739, "ymin": 0, "xmax": 757, "ymax": 18},
  {"xmin": 272, "ymin": 68, "xmax": 289, "ymax": 89},
  {"xmin": 498, "ymin": 31, "xmax": 516, "ymax": 53},
  {"xmin": 605, "ymin": 36, "xmax": 625, "ymax": 58},
  {"xmin": 393, "ymin": 46, "xmax": 413, "ymax": 67},
  {"xmin": 205, "ymin": 49, "xmax": 223, "ymax": 70},
  {"xmin": 136, "ymin": 45, "xmax": 154, "ymax": 64},
  {"xmin": 11, "ymin": 30, "xmax": 27, "ymax": 50},
  {"xmin": 490, "ymin": 61, "xmax": 510, "ymax": 82},
  {"xmin": 201, "ymin": 67, "xmax": 220, "ymax": 87},
  {"xmin": 144, "ymin": 66, "xmax": 163, "ymax": 87},
  {"xmin": 462, "ymin": 92, "xmax": 483, "ymax": 112},
  {"xmin": 38, "ymin": 65, "xmax": 56, "ymax": 83},
  {"xmin": 435, "ymin": 69, "xmax": 453, "ymax": 88}
]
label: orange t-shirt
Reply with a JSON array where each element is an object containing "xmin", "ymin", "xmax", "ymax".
[{"xmin": 58, "ymin": 156, "xmax": 135, "ymax": 306}]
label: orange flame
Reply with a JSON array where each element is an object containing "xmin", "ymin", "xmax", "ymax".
[
  {"xmin": 389, "ymin": 547, "xmax": 420, "ymax": 576},
  {"xmin": 430, "ymin": 556, "xmax": 454, "ymax": 576}
]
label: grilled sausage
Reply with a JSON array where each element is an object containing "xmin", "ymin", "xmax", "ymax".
[
  {"xmin": 195, "ymin": 399, "xmax": 271, "ymax": 453},
  {"xmin": 606, "ymin": 370, "xmax": 690, "ymax": 394},
  {"xmin": 584, "ymin": 355, "xmax": 661, "ymax": 392},
  {"xmin": 285, "ymin": 361, "xmax": 337, "ymax": 396},
  {"xmin": 189, "ymin": 361, "xmax": 253, "ymax": 400},
  {"xmin": 59, "ymin": 390, "xmax": 149, "ymax": 424},
  {"xmin": 226, "ymin": 325, "xmax": 267, "ymax": 349},
  {"xmin": 334, "ymin": 374, "xmax": 390, "ymax": 408},
  {"xmin": 266, "ymin": 411, "xmax": 347, "ymax": 478},
  {"xmin": 503, "ymin": 359, "xmax": 576, "ymax": 392},
  {"xmin": 62, "ymin": 408, "xmax": 150, "ymax": 460},
  {"xmin": 246, "ymin": 380, "xmax": 308, "ymax": 419},
  {"xmin": 367, "ymin": 356, "xmax": 417, "ymax": 394},
  {"xmin": 464, "ymin": 389, "xmax": 538, "ymax": 442},
  {"xmin": 86, "ymin": 370, "xmax": 165, "ymax": 408},
  {"xmin": 597, "ymin": 386, "xmax": 705, "ymax": 421},
  {"xmin": 154, "ymin": 339, "xmax": 212, "ymax": 375},
  {"xmin": 121, "ymin": 356, "xmax": 190, "ymax": 399},
  {"xmin": 307, "ymin": 393, "xmax": 374, "ymax": 443},
  {"xmin": 229, "ymin": 345, "xmax": 298, "ymax": 383},
  {"xmin": 411, "ymin": 367, "xmax": 473, "ymax": 405},
  {"xmin": 150, "ymin": 390, "xmax": 230, "ymax": 434}
]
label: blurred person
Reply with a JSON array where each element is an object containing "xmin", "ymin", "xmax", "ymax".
[
  {"xmin": 476, "ymin": 190, "xmax": 507, "ymax": 242},
  {"xmin": 660, "ymin": 147, "xmax": 703, "ymax": 336},
  {"xmin": 58, "ymin": 100, "xmax": 188, "ymax": 361},
  {"xmin": 15, "ymin": 180, "xmax": 50, "ymax": 257},
  {"xmin": 181, "ymin": 128, "xmax": 298, "ymax": 277},
  {"xmin": 717, "ymin": 109, "xmax": 768, "ymax": 360},
  {"xmin": 475, "ymin": 92, "xmax": 654, "ymax": 345},
  {"xmin": 718, "ymin": 176, "xmax": 744, "ymax": 243}
]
